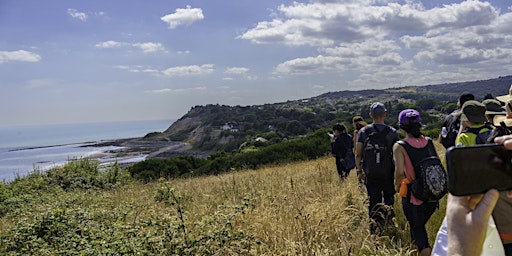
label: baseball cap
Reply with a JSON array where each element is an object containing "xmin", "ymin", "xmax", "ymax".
[
  {"xmin": 460, "ymin": 100, "xmax": 487, "ymax": 123},
  {"xmin": 398, "ymin": 109, "xmax": 421, "ymax": 125},
  {"xmin": 370, "ymin": 102, "xmax": 387, "ymax": 116}
]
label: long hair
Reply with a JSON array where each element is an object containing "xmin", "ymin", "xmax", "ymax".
[
  {"xmin": 354, "ymin": 121, "xmax": 368, "ymax": 130},
  {"xmin": 399, "ymin": 122, "xmax": 422, "ymax": 138}
]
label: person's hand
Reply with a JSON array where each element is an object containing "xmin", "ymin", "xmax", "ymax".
[
  {"xmin": 494, "ymin": 134, "xmax": 512, "ymax": 149},
  {"xmin": 447, "ymin": 189, "xmax": 500, "ymax": 256},
  {"xmin": 357, "ymin": 171, "xmax": 365, "ymax": 184}
]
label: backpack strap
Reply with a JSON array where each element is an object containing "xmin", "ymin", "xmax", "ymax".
[{"xmin": 397, "ymin": 137, "xmax": 436, "ymax": 169}]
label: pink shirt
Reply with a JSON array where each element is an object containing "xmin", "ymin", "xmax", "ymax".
[{"xmin": 402, "ymin": 136, "xmax": 429, "ymax": 205}]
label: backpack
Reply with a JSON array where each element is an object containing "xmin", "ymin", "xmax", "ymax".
[
  {"xmin": 440, "ymin": 111, "xmax": 461, "ymax": 149},
  {"xmin": 362, "ymin": 125, "xmax": 394, "ymax": 181},
  {"xmin": 341, "ymin": 134, "xmax": 356, "ymax": 171},
  {"xmin": 462, "ymin": 124, "xmax": 493, "ymax": 144},
  {"xmin": 398, "ymin": 138, "xmax": 448, "ymax": 201}
]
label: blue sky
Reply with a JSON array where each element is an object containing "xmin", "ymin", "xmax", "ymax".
[{"xmin": 1, "ymin": 0, "xmax": 511, "ymax": 125}]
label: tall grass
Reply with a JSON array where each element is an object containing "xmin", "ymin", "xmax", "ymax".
[{"xmin": 0, "ymin": 145, "xmax": 448, "ymax": 255}]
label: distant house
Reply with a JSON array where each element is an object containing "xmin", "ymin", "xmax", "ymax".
[{"xmin": 221, "ymin": 123, "xmax": 239, "ymax": 133}]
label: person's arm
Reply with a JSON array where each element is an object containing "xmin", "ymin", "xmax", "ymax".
[
  {"xmin": 355, "ymin": 141, "xmax": 364, "ymax": 182},
  {"xmin": 447, "ymin": 190, "xmax": 499, "ymax": 256},
  {"xmin": 392, "ymin": 143, "xmax": 404, "ymax": 193}
]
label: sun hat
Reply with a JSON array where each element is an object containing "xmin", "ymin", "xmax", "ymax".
[
  {"xmin": 496, "ymin": 84, "xmax": 512, "ymax": 103},
  {"xmin": 370, "ymin": 102, "xmax": 387, "ymax": 116},
  {"xmin": 398, "ymin": 109, "xmax": 421, "ymax": 125},
  {"xmin": 493, "ymin": 100, "xmax": 512, "ymax": 127},
  {"xmin": 460, "ymin": 100, "xmax": 487, "ymax": 123},
  {"xmin": 483, "ymin": 99, "xmax": 505, "ymax": 115}
]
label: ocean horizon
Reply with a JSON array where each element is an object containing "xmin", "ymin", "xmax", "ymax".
[{"xmin": 0, "ymin": 119, "xmax": 175, "ymax": 182}]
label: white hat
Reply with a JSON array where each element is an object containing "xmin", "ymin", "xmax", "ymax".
[{"xmin": 496, "ymin": 84, "xmax": 512, "ymax": 103}]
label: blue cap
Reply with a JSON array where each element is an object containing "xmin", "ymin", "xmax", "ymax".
[{"xmin": 370, "ymin": 102, "xmax": 387, "ymax": 116}]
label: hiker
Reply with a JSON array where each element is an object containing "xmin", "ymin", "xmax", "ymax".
[
  {"xmin": 483, "ymin": 98, "xmax": 506, "ymax": 126},
  {"xmin": 352, "ymin": 116, "xmax": 368, "ymax": 145},
  {"xmin": 486, "ymin": 99, "xmax": 512, "ymax": 255},
  {"xmin": 393, "ymin": 109, "xmax": 441, "ymax": 256},
  {"xmin": 455, "ymin": 100, "xmax": 492, "ymax": 146},
  {"xmin": 330, "ymin": 123, "xmax": 355, "ymax": 180},
  {"xmin": 355, "ymin": 102, "xmax": 399, "ymax": 233},
  {"xmin": 433, "ymin": 100, "xmax": 502, "ymax": 255},
  {"xmin": 439, "ymin": 92, "xmax": 475, "ymax": 148}
]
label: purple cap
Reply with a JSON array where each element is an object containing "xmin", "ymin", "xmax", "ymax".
[{"xmin": 398, "ymin": 109, "xmax": 421, "ymax": 125}]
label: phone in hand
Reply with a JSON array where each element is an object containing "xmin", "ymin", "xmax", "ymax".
[{"xmin": 446, "ymin": 144, "xmax": 512, "ymax": 196}]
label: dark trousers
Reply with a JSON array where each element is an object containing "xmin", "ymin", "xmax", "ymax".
[
  {"xmin": 505, "ymin": 243, "xmax": 512, "ymax": 256},
  {"xmin": 335, "ymin": 157, "xmax": 349, "ymax": 178},
  {"xmin": 365, "ymin": 178, "xmax": 395, "ymax": 230},
  {"xmin": 402, "ymin": 197, "xmax": 438, "ymax": 251}
]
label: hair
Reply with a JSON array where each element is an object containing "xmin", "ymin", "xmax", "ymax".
[
  {"xmin": 352, "ymin": 116, "xmax": 364, "ymax": 123},
  {"xmin": 354, "ymin": 120, "xmax": 368, "ymax": 130},
  {"xmin": 333, "ymin": 123, "xmax": 346, "ymax": 132},
  {"xmin": 459, "ymin": 92, "xmax": 475, "ymax": 106},
  {"xmin": 399, "ymin": 122, "xmax": 422, "ymax": 138}
]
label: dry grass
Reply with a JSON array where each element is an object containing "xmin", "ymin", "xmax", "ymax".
[
  {"xmin": 0, "ymin": 141, "xmax": 448, "ymax": 255},
  {"xmin": 109, "ymin": 153, "xmax": 446, "ymax": 255}
]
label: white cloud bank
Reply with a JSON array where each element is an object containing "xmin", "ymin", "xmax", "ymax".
[
  {"xmin": 240, "ymin": 0, "xmax": 512, "ymax": 86},
  {"xmin": 0, "ymin": 50, "xmax": 41, "ymax": 63},
  {"xmin": 160, "ymin": 5, "xmax": 204, "ymax": 29}
]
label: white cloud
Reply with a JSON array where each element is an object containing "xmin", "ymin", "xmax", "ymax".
[
  {"xmin": 162, "ymin": 64, "xmax": 214, "ymax": 77},
  {"xmin": 132, "ymin": 42, "xmax": 166, "ymax": 53},
  {"xmin": 67, "ymin": 8, "xmax": 88, "ymax": 21},
  {"xmin": 239, "ymin": 0, "xmax": 511, "ymax": 87},
  {"xmin": 95, "ymin": 41, "xmax": 124, "ymax": 49},
  {"xmin": 145, "ymin": 86, "xmax": 207, "ymax": 94},
  {"xmin": 0, "ymin": 50, "xmax": 41, "ymax": 63},
  {"xmin": 161, "ymin": 5, "xmax": 204, "ymax": 29},
  {"xmin": 96, "ymin": 41, "xmax": 166, "ymax": 53},
  {"xmin": 225, "ymin": 67, "xmax": 249, "ymax": 74}
]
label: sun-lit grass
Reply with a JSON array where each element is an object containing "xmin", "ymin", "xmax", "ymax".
[{"xmin": 0, "ymin": 142, "xmax": 448, "ymax": 255}]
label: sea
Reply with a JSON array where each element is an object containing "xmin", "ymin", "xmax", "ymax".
[{"xmin": 0, "ymin": 119, "xmax": 175, "ymax": 182}]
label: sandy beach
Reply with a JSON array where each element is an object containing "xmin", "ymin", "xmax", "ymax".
[{"xmin": 85, "ymin": 138, "xmax": 208, "ymax": 168}]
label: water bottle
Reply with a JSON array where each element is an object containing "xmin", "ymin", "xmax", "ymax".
[
  {"xmin": 441, "ymin": 127, "xmax": 448, "ymax": 138},
  {"xmin": 375, "ymin": 145, "xmax": 380, "ymax": 164}
]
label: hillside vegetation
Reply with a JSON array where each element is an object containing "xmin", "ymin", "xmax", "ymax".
[
  {"xmin": 0, "ymin": 141, "xmax": 448, "ymax": 255},
  {"xmin": 151, "ymin": 75, "xmax": 512, "ymax": 152}
]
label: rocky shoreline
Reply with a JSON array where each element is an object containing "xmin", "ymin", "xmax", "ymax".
[{"xmin": 85, "ymin": 138, "xmax": 209, "ymax": 168}]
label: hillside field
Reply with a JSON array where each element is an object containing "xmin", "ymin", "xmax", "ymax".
[{"xmin": 0, "ymin": 141, "xmax": 448, "ymax": 255}]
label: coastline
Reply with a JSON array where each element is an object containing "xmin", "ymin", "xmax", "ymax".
[{"xmin": 85, "ymin": 137, "xmax": 208, "ymax": 169}]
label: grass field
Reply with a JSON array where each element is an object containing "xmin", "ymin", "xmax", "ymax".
[{"xmin": 0, "ymin": 143, "xmax": 448, "ymax": 255}]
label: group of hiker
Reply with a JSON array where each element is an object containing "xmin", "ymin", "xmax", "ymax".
[{"xmin": 329, "ymin": 85, "xmax": 512, "ymax": 256}]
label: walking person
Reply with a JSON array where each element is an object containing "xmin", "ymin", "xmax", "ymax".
[
  {"xmin": 393, "ymin": 109, "xmax": 440, "ymax": 256},
  {"xmin": 330, "ymin": 124, "xmax": 355, "ymax": 181},
  {"xmin": 439, "ymin": 92, "xmax": 475, "ymax": 148},
  {"xmin": 355, "ymin": 102, "xmax": 399, "ymax": 233}
]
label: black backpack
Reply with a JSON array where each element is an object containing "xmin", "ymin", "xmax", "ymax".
[
  {"xmin": 398, "ymin": 138, "xmax": 448, "ymax": 201},
  {"xmin": 341, "ymin": 134, "xmax": 356, "ymax": 171},
  {"xmin": 440, "ymin": 111, "xmax": 461, "ymax": 149},
  {"xmin": 362, "ymin": 125, "xmax": 394, "ymax": 181}
]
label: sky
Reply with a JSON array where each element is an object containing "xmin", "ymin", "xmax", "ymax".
[{"xmin": 1, "ymin": 0, "xmax": 512, "ymax": 126}]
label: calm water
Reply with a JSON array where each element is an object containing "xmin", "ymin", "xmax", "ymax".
[{"xmin": 0, "ymin": 119, "xmax": 174, "ymax": 182}]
